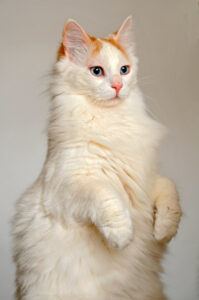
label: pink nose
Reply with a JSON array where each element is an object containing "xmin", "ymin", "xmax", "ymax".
[{"xmin": 111, "ymin": 82, "xmax": 123, "ymax": 94}]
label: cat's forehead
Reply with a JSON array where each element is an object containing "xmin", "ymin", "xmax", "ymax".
[
  {"xmin": 90, "ymin": 36, "xmax": 126, "ymax": 55},
  {"xmin": 89, "ymin": 37, "xmax": 130, "ymax": 66}
]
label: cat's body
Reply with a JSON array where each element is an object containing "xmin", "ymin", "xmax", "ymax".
[{"xmin": 13, "ymin": 17, "xmax": 181, "ymax": 300}]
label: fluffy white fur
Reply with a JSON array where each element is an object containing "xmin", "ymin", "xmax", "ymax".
[{"xmin": 12, "ymin": 17, "xmax": 181, "ymax": 300}]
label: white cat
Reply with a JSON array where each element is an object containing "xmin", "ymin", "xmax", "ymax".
[{"xmin": 12, "ymin": 17, "xmax": 182, "ymax": 300}]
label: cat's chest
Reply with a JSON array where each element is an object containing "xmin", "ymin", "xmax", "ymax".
[{"xmin": 87, "ymin": 139, "xmax": 155, "ymax": 199}]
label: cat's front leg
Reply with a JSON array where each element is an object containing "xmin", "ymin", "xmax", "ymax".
[
  {"xmin": 43, "ymin": 173, "xmax": 133, "ymax": 249},
  {"xmin": 77, "ymin": 179, "xmax": 134, "ymax": 249},
  {"xmin": 152, "ymin": 177, "xmax": 182, "ymax": 243},
  {"xmin": 94, "ymin": 196, "xmax": 133, "ymax": 249}
]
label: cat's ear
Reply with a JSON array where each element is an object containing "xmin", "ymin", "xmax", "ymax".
[
  {"xmin": 62, "ymin": 20, "xmax": 91, "ymax": 64},
  {"xmin": 115, "ymin": 16, "xmax": 134, "ymax": 54}
]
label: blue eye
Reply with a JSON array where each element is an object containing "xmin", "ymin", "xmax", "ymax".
[
  {"xmin": 90, "ymin": 66, "xmax": 104, "ymax": 77},
  {"xmin": 120, "ymin": 65, "xmax": 130, "ymax": 75}
]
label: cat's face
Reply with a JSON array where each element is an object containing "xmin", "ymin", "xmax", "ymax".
[{"xmin": 57, "ymin": 17, "xmax": 137, "ymax": 106}]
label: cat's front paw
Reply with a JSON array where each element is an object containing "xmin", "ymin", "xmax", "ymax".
[
  {"xmin": 154, "ymin": 205, "xmax": 182, "ymax": 243},
  {"xmin": 100, "ymin": 214, "xmax": 134, "ymax": 249},
  {"xmin": 152, "ymin": 177, "xmax": 182, "ymax": 243}
]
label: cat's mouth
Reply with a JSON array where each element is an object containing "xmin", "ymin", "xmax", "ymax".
[
  {"xmin": 110, "ymin": 95, "xmax": 122, "ymax": 101},
  {"xmin": 102, "ymin": 95, "xmax": 123, "ymax": 106},
  {"xmin": 110, "ymin": 89, "xmax": 126, "ymax": 101}
]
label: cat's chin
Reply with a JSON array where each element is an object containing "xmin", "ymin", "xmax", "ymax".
[{"xmin": 89, "ymin": 96, "xmax": 125, "ymax": 107}]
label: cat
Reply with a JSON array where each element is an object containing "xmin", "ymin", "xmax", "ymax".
[{"xmin": 12, "ymin": 16, "xmax": 182, "ymax": 300}]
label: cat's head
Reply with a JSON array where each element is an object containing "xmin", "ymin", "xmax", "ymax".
[{"xmin": 56, "ymin": 16, "xmax": 138, "ymax": 106}]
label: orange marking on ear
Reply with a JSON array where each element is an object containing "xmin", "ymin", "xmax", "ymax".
[
  {"xmin": 56, "ymin": 24, "xmax": 68, "ymax": 61},
  {"xmin": 56, "ymin": 36, "xmax": 102, "ymax": 60},
  {"xmin": 89, "ymin": 36, "xmax": 97, "ymax": 42},
  {"xmin": 56, "ymin": 43, "xmax": 65, "ymax": 60}
]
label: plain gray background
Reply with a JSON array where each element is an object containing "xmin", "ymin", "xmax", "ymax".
[{"xmin": 0, "ymin": 0, "xmax": 199, "ymax": 299}]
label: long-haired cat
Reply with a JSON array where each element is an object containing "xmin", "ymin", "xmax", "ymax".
[{"xmin": 12, "ymin": 17, "xmax": 182, "ymax": 300}]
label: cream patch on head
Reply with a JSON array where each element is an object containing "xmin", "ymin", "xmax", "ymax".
[{"xmin": 97, "ymin": 40, "xmax": 129, "ymax": 75}]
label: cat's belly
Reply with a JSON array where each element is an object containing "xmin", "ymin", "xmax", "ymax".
[{"xmin": 14, "ymin": 205, "xmax": 165, "ymax": 300}]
